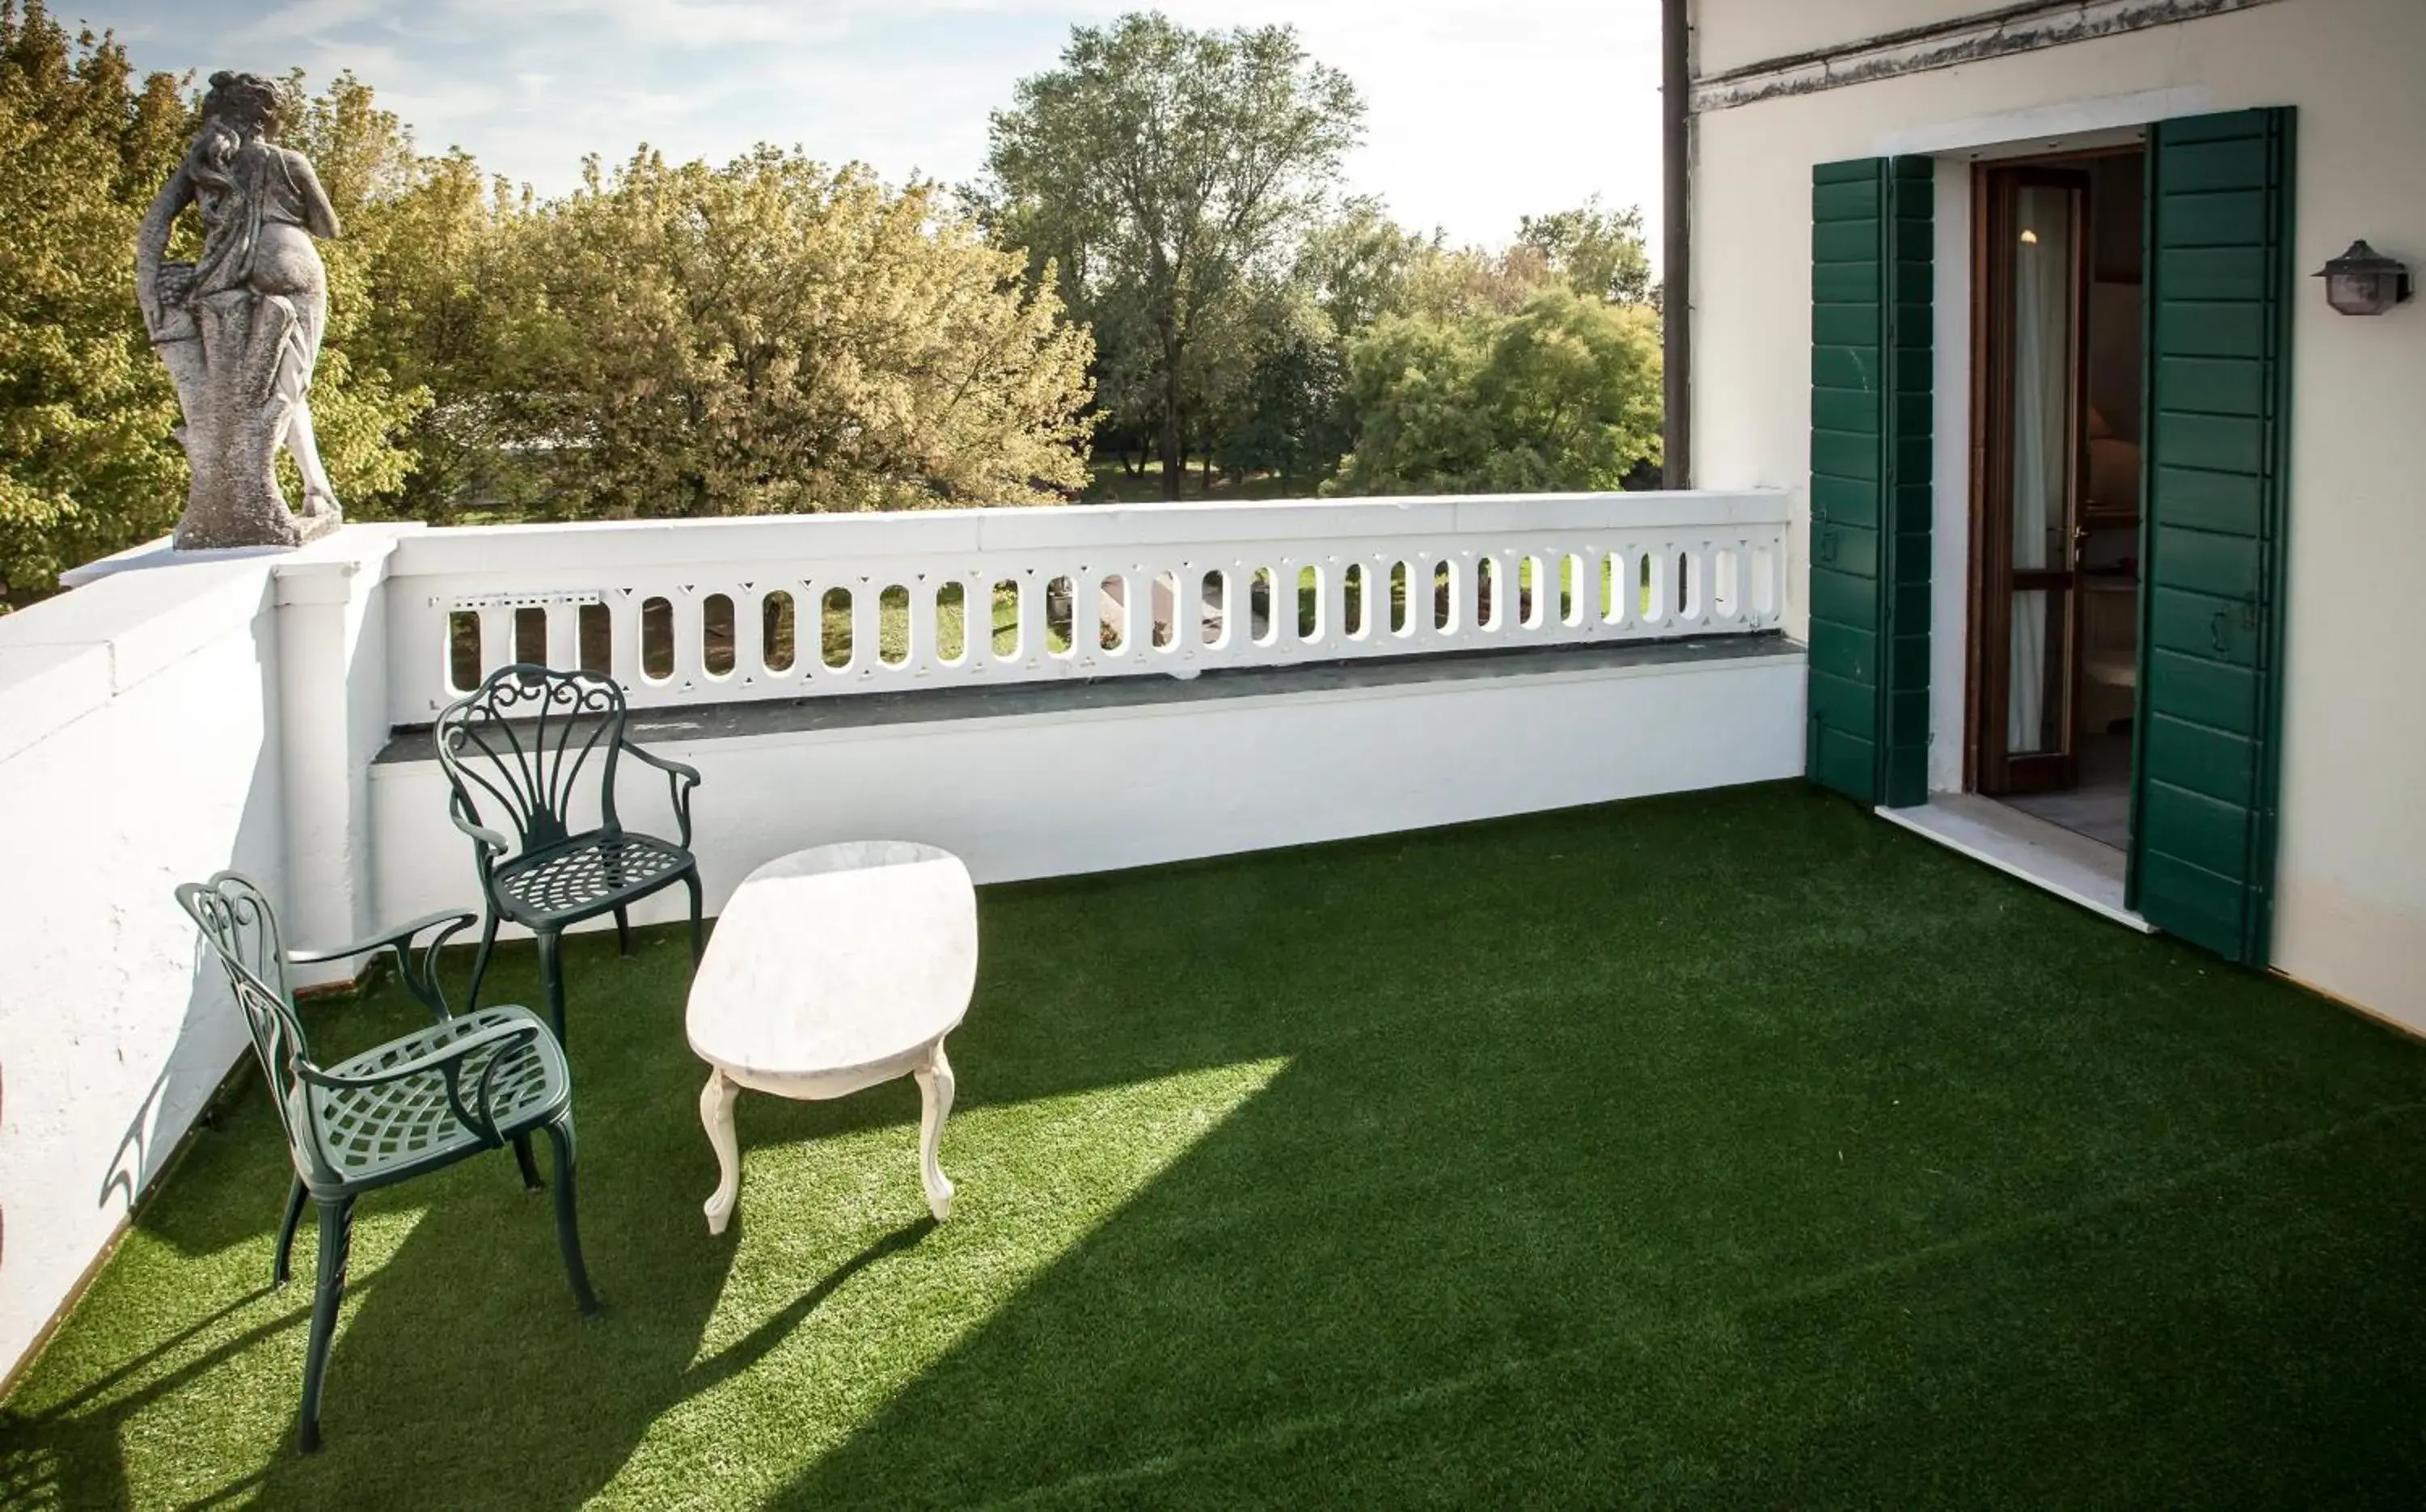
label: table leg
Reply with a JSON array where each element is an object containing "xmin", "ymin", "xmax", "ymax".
[
  {"xmin": 913, "ymin": 1038, "xmax": 956, "ymax": 1221},
  {"xmin": 700, "ymin": 1068, "xmax": 742, "ymax": 1235}
]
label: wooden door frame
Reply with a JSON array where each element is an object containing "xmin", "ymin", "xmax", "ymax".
[{"xmin": 1965, "ymin": 154, "xmax": 2127, "ymax": 796}]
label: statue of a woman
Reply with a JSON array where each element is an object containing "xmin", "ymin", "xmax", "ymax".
[{"xmin": 136, "ymin": 71, "xmax": 344, "ymax": 549}]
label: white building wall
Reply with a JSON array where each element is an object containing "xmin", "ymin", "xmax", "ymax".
[
  {"xmin": 1690, "ymin": 0, "xmax": 2426, "ymax": 1028},
  {"xmin": 0, "ymin": 560, "xmax": 286, "ymax": 1380}
]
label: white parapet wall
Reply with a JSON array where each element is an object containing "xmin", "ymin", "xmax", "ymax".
[
  {"xmin": 0, "ymin": 555, "xmax": 287, "ymax": 1383},
  {"xmin": 368, "ymin": 642, "xmax": 1811, "ymax": 928}
]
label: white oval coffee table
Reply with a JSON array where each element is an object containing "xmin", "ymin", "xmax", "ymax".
[{"xmin": 687, "ymin": 841, "xmax": 977, "ymax": 1235}]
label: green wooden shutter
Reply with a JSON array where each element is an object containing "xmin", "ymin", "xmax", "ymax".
[
  {"xmin": 2131, "ymin": 108, "xmax": 2295, "ymax": 964},
  {"xmin": 1808, "ymin": 157, "xmax": 1933, "ymax": 807}
]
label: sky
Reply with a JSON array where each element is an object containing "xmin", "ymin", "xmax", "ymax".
[{"xmin": 77, "ymin": 0, "xmax": 1666, "ymax": 256}]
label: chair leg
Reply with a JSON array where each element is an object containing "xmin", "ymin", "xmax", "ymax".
[
  {"xmin": 467, "ymin": 909, "xmax": 501, "ymax": 1012},
  {"xmin": 297, "ymin": 1196, "xmax": 354, "ymax": 1454},
  {"xmin": 684, "ymin": 870, "xmax": 704, "ymax": 967},
  {"xmin": 613, "ymin": 905, "xmax": 632, "ymax": 957},
  {"xmin": 543, "ymin": 1117, "xmax": 602, "ymax": 1316},
  {"xmin": 535, "ymin": 927, "xmax": 567, "ymax": 1047},
  {"xmin": 513, "ymin": 1132, "xmax": 544, "ymax": 1190},
  {"xmin": 272, "ymin": 1176, "xmax": 307, "ymax": 1288}
]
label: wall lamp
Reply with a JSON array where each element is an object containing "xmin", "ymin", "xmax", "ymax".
[{"xmin": 2314, "ymin": 240, "xmax": 2412, "ymax": 316}]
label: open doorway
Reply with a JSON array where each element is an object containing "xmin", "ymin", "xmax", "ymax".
[{"xmin": 1968, "ymin": 147, "xmax": 2144, "ymax": 852}]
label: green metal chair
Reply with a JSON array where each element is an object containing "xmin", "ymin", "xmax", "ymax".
[
  {"xmin": 175, "ymin": 872, "xmax": 598, "ymax": 1454},
  {"xmin": 435, "ymin": 665, "xmax": 704, "ymax": 1044}
]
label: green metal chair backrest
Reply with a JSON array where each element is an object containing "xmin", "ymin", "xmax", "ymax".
[
  {"xmin": 175, "ymin": 872, "xmax": 324, "ymax": 1177},
  {"xmin": 434, "ymin": 665, "xmax": 631, "ymax": 859}
]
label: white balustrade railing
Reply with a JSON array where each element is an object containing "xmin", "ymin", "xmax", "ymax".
[{"xmin": 382, "ymin": 490, "xmax": 1790, "ymax": 724}]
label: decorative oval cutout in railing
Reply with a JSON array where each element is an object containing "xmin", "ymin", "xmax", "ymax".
[{"xmin": 640, "ymin": 597, "xmax": 674, "ymax": 682}]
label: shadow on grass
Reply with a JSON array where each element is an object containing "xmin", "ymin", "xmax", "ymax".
[{"xmin": 11, "ymin": 786, "xmax": 2426, "ymax": 1509}]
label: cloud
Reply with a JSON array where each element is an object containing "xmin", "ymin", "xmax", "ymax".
[
  {"xmin": 478, "ymin": 0, "xmax": 829, "ymax": 49},
  {"xmin": 227, "ymin": 0, "xmax": 387, "ymax": 45},
  {"xmin": 102, "ymin": 0, "xmax": 1666, "ymax": 251}
]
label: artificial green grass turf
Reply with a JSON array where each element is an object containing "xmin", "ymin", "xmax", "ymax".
[{"xmin": 6, "ymin": 781, "xmax": 2426, "ymax": 1508}]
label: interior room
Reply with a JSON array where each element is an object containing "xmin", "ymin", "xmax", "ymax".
[{"xmin": 1972, "ymin": 147, "xmax": 2145, "ymax": 853}]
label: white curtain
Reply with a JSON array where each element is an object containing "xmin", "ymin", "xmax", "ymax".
[{"xmin": 2007, "ymin": 189, "xmax": 2070, "ymax": 754}]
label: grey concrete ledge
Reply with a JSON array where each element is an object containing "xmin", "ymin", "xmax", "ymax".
[
  {"xmin": 376, "ymin": 632, "xmax": 1798, "ymax": 765},
  {"xmin": 1693, "ymin": 0, "xmax": 2280, "ymax": 112}
]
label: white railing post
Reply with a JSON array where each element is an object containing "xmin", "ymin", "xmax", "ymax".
[{"xmin": 273, "ymin": 526, "xmax": 412, "ymax": 978}]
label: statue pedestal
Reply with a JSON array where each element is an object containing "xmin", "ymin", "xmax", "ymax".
[{"xmin": 171, "ymin": 500, "xmax": 341, "ymax": 552}]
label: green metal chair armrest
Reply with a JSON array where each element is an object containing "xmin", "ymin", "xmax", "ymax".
[
  {"xmin": 287, "ymin": 909, "xmax": 475, "ymax": 966},
  {"xmin": 289, "ymin": 909, "xmax": 477, "ymax": 1021},
  {"xmin": 620, "ymin": 740, "xmax": 700, "ymax": 848},
  {"xmin": 298, "ymin": 1015, "xmax": 544, "ymax": 1147},
  {"xmin": 449, "ymin": 791, "xmax": 513, "ymax": 859}
]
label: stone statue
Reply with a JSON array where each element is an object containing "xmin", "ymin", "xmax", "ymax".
[{"xmin": 135, "ymin": 71, "xmax": 344, "ymax": 549}]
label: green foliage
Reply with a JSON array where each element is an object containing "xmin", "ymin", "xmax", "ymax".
[
  {"xmin": 1291, "ymin": 196, "xmax": 1427, "ymax": 336},
  {"xmin": 1336, "ymin": 285, "xmax": 1660, "ymax": 494},
  {"xmin": 1517, "ymin": 196, "xmax": 1656, "ymax": 307},
  {"xmin": 281, "ymin": 91, "xmax": 1098, "ymax": 521},
  {"xmin": 0, "ymin": 1, "xmax": 188, "ymax": 602},
  {"xmin": 1211, "ymin": 289, "xmax": 1349, "ymax": 487},
  {"xmin": 978, "ymin": 12, "xmax": 1362, "ymax": 497},
  {"xmin": 344, "ymin": 150, "xmax": 547, "ymax": 522},
  {"xmin": 513, "ymin": 148, "xmax": 1093, "ymax": 517}
]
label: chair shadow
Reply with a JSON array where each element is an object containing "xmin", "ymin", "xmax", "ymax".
[
  {"xmin": 223, "ymin": 870, "xmax": 1310, "ymax": 1512},
  {"xmin": 227, "ymin": 927, "xmax": 957, "ymax": 1512},
  {"xmin": 0, "ymin": 1286, "xmax": 314, "ymax": 1512}
]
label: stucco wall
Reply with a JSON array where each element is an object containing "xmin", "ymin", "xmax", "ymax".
[
  {"xmin": 1691, "ymin": 0, "xmax": 2426, "ymax": 1027},
  {"xmin": 0, "ymin": 560, "xmax": 286, "ymax": 1380}
]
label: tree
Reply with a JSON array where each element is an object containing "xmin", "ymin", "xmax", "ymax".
[
  {"xmin": 979, "ymin": 12, "xmax": 1362, "ymax": 498},
  {"xmin": 1396, "ymin": 241, "xmax": 1553, "ymax": 323},
  {"xmin": 513, "ymin": 147, "xmax": 1094, "ymax": 517},
  {"xmin": 0, "ymin": 2, "xmax": 188, "ymax": 602},
  {"xmin": 1212, "ymin": 287, "xmax": 1349, "ymax": 488},
  {"xmin": 343, "ymin": 150, "xmax": 548, "ymax": 522},
  {"xmin": 1334, "ymin": 286, "xmax": 1660, "ymax": 495},
  {"xmin": 1294, "ymin": 197, "xmax": 1427, "ymax": 335},
  {"xmin": 1516, "ymin": 197, "xmax": 1655, "ymax": 306},
  {"xmin": 278, "ymin": 73, "xmax": 548, "ymax": 522}
]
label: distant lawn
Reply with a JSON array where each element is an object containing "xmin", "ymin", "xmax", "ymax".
[
  {"xmin": 11, "ymin": 783, "xmax": 2426, "ymax": 1507},
  {"xmin": 1083, "ymin": 458, "xmax": 1308, "ymax": 505}
]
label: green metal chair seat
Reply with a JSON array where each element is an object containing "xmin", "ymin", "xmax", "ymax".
[
  {"xmin": 492, "ymin": 833, "xmax": 691, "ymax": 926},
  {"xmin": 289, "ymin": 1005, "xmax": 570, "ymax": 1189}
]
